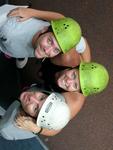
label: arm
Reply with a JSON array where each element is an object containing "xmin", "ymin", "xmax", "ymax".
[
  {"xmin": 50, "ymin": 48, "xmax": 80, "ymax": 67},
  {"xmin": 16, "ymin": 111, "xmax": 61, "ymax": 136},
  {"xmin": 51, "ymin": 37, "xmax": 91, "ymax": 67},
  {"xmin": 61, "ymin": 92, "xmax": 86, "ymax": 119},
  {"xmin": 8, "ymin": 7, "xmax": 65, "ymax": 22},
  {"xmin": 79, "ymin": 37, "xmax": 91, "ymax": 62}
]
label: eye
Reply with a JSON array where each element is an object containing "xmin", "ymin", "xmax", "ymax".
[
  {"xmin": 40, "ymin": 95, "xmax": 47, "ymax": 101},
  {"xmin": 71, "ymin": 72, "xmax": 76, "ymax": 79},
  {"xmin": 33, "ymin": 105, "xmax": 39, "ymax": 115},
  {"xmin": 34, "ymin": 106, "xmax": 38, "ymax": 112},
  {"xmin": 48, "ymin": 37, "xmax": 53, "ymax": 45},
  {"xmin": 53, "ymin": 48, "xmax": 60, "ymax": 54}
]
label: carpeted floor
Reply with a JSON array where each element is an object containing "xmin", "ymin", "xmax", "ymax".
[{"xmin": 1, "ymin": 0, "xmax": 113, "ymax": 150}]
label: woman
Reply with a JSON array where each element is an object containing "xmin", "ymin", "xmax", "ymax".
[
  {"xmin": 7, "ymin": 5, "xmax": 91, "ymax": 68},
  {"xmin": 19, "ymin": 61, "xmax": 109, "ymax": 96},
  {"xmin": 0, "ymin": 85, "xmax": 85, "ymax": 140}
]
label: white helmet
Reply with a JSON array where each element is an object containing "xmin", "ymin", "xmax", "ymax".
[{"xmin": 37, "ymin": 93, "xmax": 70, "ymax": 130}]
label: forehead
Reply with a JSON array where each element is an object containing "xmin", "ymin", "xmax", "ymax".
[
  {"xmin": 46, "ymin": 32, "xmax": 61, "ymax": 50},
  {"xmin": 25, "ymin": 90, "xmax": 47, "ymax": 96},
  {"xmin": 65, "ymin": 68, "xmax": 79, "ymax": 73},
  {"xmin": 35, "ymin": 91, "xmax": 48, "ymax": 96}
]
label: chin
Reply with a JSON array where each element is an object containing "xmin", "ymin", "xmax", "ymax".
[
  {"xmin": 57, "ymin": 79, "xmax": 60, "ymax": 87},
  {"xmin": 34, "ymin": 51, "xmax": 41, "ymax": 59}
]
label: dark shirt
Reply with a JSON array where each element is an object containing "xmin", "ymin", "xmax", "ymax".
[
  {"xmin": 41, "ymin": 59, "xmax": 68, "ymax": 92},
  {"xmin": 18, "ymin": 58, "xmax": 68, "ymax": 92}
]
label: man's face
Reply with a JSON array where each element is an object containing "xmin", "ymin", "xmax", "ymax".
[
  {"xmin": 34, "ymin": 32, "xmax": 61, "ymax": 58},
  {"xmin": 56, "ymin": 69, "xmax": 80, "ymax": 92},
  {"xmin": 20, "ymin": 91, "xmax": 48, "ymax": 117}
]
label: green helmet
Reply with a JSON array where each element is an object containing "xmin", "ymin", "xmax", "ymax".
[
  {"xmin": 51, "ymin": 17, "xmax": 81, "ymax": 53},
  {"xmin": 79, "ymin": 62, "xmax": 109, "ymax": 96}
]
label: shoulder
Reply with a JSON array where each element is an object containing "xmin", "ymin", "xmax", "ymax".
[{"xmin": 61, "ymin": 92, "xmax": 86, "ymax": 119}]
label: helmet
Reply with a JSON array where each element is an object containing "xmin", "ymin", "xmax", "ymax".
[
  {"xmin": 37, "ymin": 93, "xmax": 70, "ymax": 130},
  {"xmin": 51, "ymin": 17, "xmax": 81, "ymax": 53},
  {"xmin": 79, "ymin": 62, "xmax": 109, "ymax": 96}
]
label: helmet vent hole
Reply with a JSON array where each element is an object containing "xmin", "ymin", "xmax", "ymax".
[
  {"xmin": 93, "ymin": 87, "xmax": 99, "ymax": 91},
  {"xmin": 54, "ymin": 95, "xmax": 57, "ymax": 100},
  {"xmin": 91, "ymin": 65, "xmax": 97, "ymax": 69},
  {"xmin": 63, "ymin": 24, "xmax": 69, "ymax": 29},
  {"xmin": 52, "ymin": 97, "xmax": 55, "ymax": 101},
  {"xmin": 83, "ymin": 88, "xmax": 89, "ymax": 94}
]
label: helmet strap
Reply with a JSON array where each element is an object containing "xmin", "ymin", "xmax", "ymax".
[{"xmin": 42, "ymin": 57, "xmax": 46, "ymax": 62}]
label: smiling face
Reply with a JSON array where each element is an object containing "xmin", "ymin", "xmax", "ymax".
[
  {"xmin": 19, "ymin": 91, "xmax": 48, "ymax": 117},
  {"xmin": 34, "ymin": 32, "xmax": 61, "ymax": 58},
  {"xmin": 56, "ymin": 68, "xmax": 80, "ymax": 92}
]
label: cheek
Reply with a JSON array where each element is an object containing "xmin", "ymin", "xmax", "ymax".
[
  {"xmin": 57, "ymin": 75, "xmax": 63, "ymax": 84},
  {"xmin": 39, "ymin": 35, "xmax": 47, "ymax": 45},
  {"xmin": 23, "ymin": 105, "xmax": 33, "ymax": 116},
  {"xmin": 59, "ymin": 73, "xmax": 65, "ymax": 79}
]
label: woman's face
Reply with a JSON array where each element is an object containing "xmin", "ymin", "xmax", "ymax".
[
  {"xmin": 34, "ymin": 32, "xmax": 61, "ymax": 58},
  {"xmin": 20, "ymin": 91, "xmax": 48, "ymax": 117},
  {"xmin": 56, "ymin": 69, "xmax": 80, "ymax": 92}
]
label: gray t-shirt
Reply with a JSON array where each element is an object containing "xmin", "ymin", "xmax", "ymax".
[
  {"xmin": 0, "ymin": 5, "xmax": 50, "ymax": 58},
  {"xmin": 0, "ymin": 100, "xmax": 37, "ymax": 140}
]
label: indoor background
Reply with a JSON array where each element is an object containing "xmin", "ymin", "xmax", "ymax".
[{"xmin": 0, "ymin": 0, "xmax": 113, "ymax": 150}]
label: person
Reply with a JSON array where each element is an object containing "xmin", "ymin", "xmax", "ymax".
[
  {"xmin": 0, "ymin": 85, "xmax": 85, "ymax": 140},
  {"xmin": 18, "ymin": 61, "xmax": 109, "ymax": 96},
  {"xmin": 0, "ymin": 5, "xmax": 82, "ymax": 60},
  {"xmin": 0, "ymin": 4, "xmax": 91, "ymax": 69}
]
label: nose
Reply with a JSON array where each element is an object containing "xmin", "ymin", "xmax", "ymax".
[
  {"xmin": 44, "ymin": 47, "xmax": 51, "ymax": 56},
  {"xmin": 30, "ymin": 95, "xmax": 39, "ymax": 104},
  {"xmin": 66, "ymin": 78, "xmax": 74, "ymax": 85}
]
